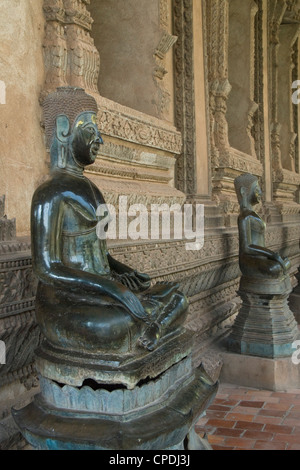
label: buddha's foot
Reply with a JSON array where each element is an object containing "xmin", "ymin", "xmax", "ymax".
[{"xmin": 138, "ymin": 322, "xmax": 161, "ymax": 351}]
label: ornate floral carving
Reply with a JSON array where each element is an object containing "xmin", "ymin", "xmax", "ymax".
[{"xmin": 96, "ymin": 103, "xmax": 182, "ymax": 155}]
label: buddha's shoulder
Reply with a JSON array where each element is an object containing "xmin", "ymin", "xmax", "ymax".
[
  {"xmin": 238, "ymin": 210, "xmax": 263, "ymax": 222},
  {"xmin": 32, "ymin": 174, "xmax": 76, "ymax": 203}
]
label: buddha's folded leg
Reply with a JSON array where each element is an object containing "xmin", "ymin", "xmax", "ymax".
[
  {"xmin": 240, "ymin": 255, "xmax": 284, "ymax": 279},
  {"xmin": 35, "ymin": 283, "xmax": 143, "ymax": 354}
]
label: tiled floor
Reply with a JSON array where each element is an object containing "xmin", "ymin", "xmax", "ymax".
[{"xmin": 196, "ymin": 382, "xmax": 300, "ymax": 450}]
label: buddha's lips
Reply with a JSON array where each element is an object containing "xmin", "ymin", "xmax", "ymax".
[{"xmin": 90, "ymin": 142, "xmax": 100, "ymax": 155}]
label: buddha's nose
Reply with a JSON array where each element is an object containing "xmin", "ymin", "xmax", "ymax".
[{"xmin": 95, "ymin": 133, "xmax": 104, "ymax": 145}]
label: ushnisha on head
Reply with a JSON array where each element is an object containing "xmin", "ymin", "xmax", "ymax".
[
  {"xmin": 43, "ymin": 87, "xmax": 103, "ymax": 171},
  {"xmin": 234, "ymin": 173, "xmax": 262, "ymax": 209}
]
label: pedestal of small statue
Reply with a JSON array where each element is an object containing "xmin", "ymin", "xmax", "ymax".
[
  {"xmin": 227, "ymin": 274, "xmax": 299, "ymax": 358},
  {"xmin": 13, "ymin": 329, "xmax": 218, "ymax": 450},
  {"xmin": 219, "ymin": 173, "xmax": 300, "ymax": 391}
]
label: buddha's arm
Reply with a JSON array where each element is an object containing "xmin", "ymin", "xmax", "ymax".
[
  {"xmin": 31, "ymin": 198, "xmax": 149, "ymax": 323},
  {"xmin": 239, "ymin": 217, "xmax": 284, "ymax": 264},
  {"xmin": 107, "ymin": 254, "xmax": 151, "ymax": 292}
]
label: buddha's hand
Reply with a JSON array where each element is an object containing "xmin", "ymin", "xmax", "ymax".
[
  {"xmin": 118, "ymin": 288, "xmax": 149, "ymax": 322},
  {"xmin": 282, "ymin": 256, "xmax": 291, "ymax": 273},
  {"xmin": 274, "ymin": 252, "xmax": 290, "ymax": 272},
  {"xmin": 116, "ymin": 270, "xmax": 151, "ymax": 292}
]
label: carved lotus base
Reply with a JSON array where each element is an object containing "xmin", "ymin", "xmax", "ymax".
[
  {"xmin": 227, "ymin": 275, "xmax": 300, "ymax": 358},
  {"xmin": 12, "ymin": 358, "xmax": 218, "ymax": 450},
  {"xmin": 34, "ymin": 328, "xmax": 194, "ymax": 390}
]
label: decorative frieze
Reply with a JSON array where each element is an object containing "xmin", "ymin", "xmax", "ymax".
[{"xmin": 96, "ymin": 96, "xmax": 182, "ymax": 155}]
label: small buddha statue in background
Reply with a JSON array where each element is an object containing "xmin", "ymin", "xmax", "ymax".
[
  {"xmin": 234, "ymin": 173, "xmax": 291, "ymax": 280},
  {"xmin": 31, "ymin": 86, "xmax": 188, "ymax": 357}
]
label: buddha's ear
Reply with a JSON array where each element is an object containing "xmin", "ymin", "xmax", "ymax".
[
  {"xmin": 240, "ymin": 187, "xmax": 246, "ymax": 198},
  {"xmin": 55, "ymin": 115, "xmax": 70, "ymax": 143}
]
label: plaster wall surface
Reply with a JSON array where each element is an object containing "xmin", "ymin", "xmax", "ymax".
[
  {"xmin": 0, "ymin": 0, "xmax": 47, "ymax": 236},
  {"xmin": 88, "ymin": 0, "xmax": 175, "ymax": 123}
]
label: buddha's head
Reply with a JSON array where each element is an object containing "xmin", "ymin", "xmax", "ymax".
[
  {"xmin": 234, "ymin": 173, "xmax": 262, "ymax": 208},
  {"xmin": 43, "ymin": 87, "xmax": 103, "ymax": 171}
]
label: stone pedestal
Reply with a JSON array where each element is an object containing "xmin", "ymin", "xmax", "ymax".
[
  {"xmin": 219, "ymin": 273, "xmax": 300, "ymax": 391},
  {"xmin": 219, "ymin": 347, "xmax": 300, "ymax": 392},
  {"xmin": 227, "ymin": 275, "xmax": 300, "ymax": 358},
  {"xmin": 12, "ymin": 329, "xmax": 218, "ymax": 450}
]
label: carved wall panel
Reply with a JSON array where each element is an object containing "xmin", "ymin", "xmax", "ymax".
[{"xmin": 0, "ymin": 198, "xmax": 40, "ymax": 449}]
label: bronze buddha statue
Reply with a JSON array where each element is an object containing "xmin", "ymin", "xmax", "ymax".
[
  {"xmin": 31, "ymin": 87, "xmax": 188, "ymax": 356},
  {"xmin": 234, "ymin": 173, "xmax": 291, "ymax": 280},
  {"xmin": 13, "ymin": 87, "xmax": 217, "ymax": 451}
]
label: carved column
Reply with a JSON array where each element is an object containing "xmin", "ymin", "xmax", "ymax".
[
  {"xmin": 173, "ymin": 0, "xmax": 197, "ymax": 196},
  {"xmin": 205, "ymin": 0, "xmax": 263, "ymax": 225},
  {"xmin": 43, "ymin": 0, "xmax": 100, "ymax": 98},
  {"xmin": 227, "ymin": 0, "xmax": 259, "ymax": 158},
  {"xmin": 205, "ymin": 0, "xmax": 231, "ymax": 164},
  {"xmin": 278, "ymin": 23, "xmax": 299, "ymax": 172},
  {"xmin": 269, "ymin": 0, "xmax": 300, "ymax": 219},
  {"xmin": 269, "ymin": 0, "xmax": 287, "ymax": 173}
]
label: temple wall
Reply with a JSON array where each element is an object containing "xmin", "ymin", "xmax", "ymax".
[
  {"xmin": 0, "ymin": 0, "xmax": 300, "ymax": 448},
  {"xmin": 0, "ymin": 0, "xmax": 47, "ymax": 236}
]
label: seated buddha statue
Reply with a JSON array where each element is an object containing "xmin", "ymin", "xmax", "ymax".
[
  {"xmin": 234, "ymin": 173, "xmax": 291, "ymax": 280},
  {"xmin": 31, "ymin": 87, "xmax": 188, "ymax": 356}
]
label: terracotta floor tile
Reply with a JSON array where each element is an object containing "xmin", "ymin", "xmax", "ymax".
[
  {"xmin": 206, "ymin": 418, "xmax": 236, "ymax": 428},
  {"xmin": 272, "ymin": 434, "xmax": 300, "ymax": 444},
  {"xmin": 253, "ymin": 440, "xmax": 287, "ymax": 450},
  {"xmin": 213, "ymin": 427, "xmax": 244, "ymax": 438},
  {"xmin": 239, "ymin": 400, "xmax": 265, "ymax": 408},
  {"xmin": 264, "ymin": 423, "xmax": 293, "ymax": 434},
  {"xmin": 225, "ymin": 412, "xmax": 255, "ymax": 422},
  {"xmin": 231, "ymin": 406, "xmax": 260, "ymax": 415},
  {"xmin": 212, "ymin": 445, "xmax": 234, "ymax": 450},
  {"xmin": 196, "ymin": 382, "xmax": 300, "ymax": 451},
  {"xmin": 234, "ymin": 420, "xmax": 264, "ymax": 431},
  {"xmin": 206, "ymin": 410, "xmax": 227, "ymax": 419},
  {"xmin": 287, "ymin": 443, "xmax": 300, "ymax": 450},
  {"xmin": 282, "ymin": 418, "xmax": 300, "ymax": 427},
  {"xmin": 258, "ymin": 408, "xmax": 288, "ymax": 418},
  {"xmin": 208, "ymin": 404, "xmax": 233, "ymax": 412},
  {"xmin": 263, "ymin": 402, "xmax": 293, "ymax": 411},
  {"xmin": 223, "ymin": 437, "xmax": 256, "ymax": 449},
  {"xmin": 243, "ymin": 430, "xmax": 274, "ymax": 440},
  {"xmin": 253, "ymin": 415, "xmax": 283, "ymax": 425}
]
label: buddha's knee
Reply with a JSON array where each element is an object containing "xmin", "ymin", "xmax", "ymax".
[{"xmin": 268, "ymin": 261, "xmax": 284, "ymax": 279}]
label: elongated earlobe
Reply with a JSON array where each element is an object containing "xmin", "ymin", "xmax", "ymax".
[
  {"xmin": 56, "ymin": 115, "xmax": 70, "ymax": 143},
  {"xmin": 58, "ymin": 144, "xmax": 67, "ymax": 169},
  {"xmin": 55, "ymin": 115, "xmax": 70, "ymax": 169}
]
